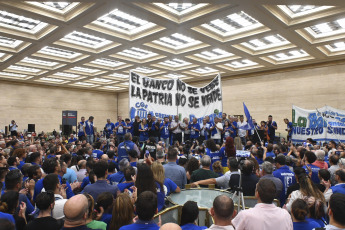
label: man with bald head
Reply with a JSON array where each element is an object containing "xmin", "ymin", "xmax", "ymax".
[
  {"xmin": 160, "ymin": 223, "xmax": 181, "ymax": 230},
  {"xmin": 62, "ymin": 194, "xmax": 101, "ymax": 230},
  {"xmin": 208, "ymin": 195, "xmax": 235, "ymax": 230}
]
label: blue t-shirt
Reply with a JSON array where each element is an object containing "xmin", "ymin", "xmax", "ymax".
[
  {"xmin": 223, "ymin": 126, "xmax": 233, "ymax": 139},
  {"xmin": 115, "ymin": 121, "xmax": 126, "ymax": 135},
  {"xmin": 34, "ymin": 174, "xmax": 74, "ymax": 200},
  {"xmin": 78, "ymin": 121, "xmax": 85, "ymax": 136},
  {"xmin": 206, "ymin": 148, "xmax": 220, "ymax": 170},
  {"xmin": 85, "ymin": 120, "xmax": 94, "ymax": 135},
  {"xmin": 181, "ymin": 223, "xmax": 207, "ymax": 230},
  {"xmin": 287, "ymin": 122, "xmax": 293, "ymax": 137},
  {"xmin": 105, "ymin": 122, "xmax": 115, "ymax": 134},
  {"xmin": 293, "ymin": 218, "xmax": 320, "ymax": 230},
  {"xmin": 0, "ymin": 211, "xmax": 15, "ymax": 225},
  {"xmin": 266, "ymin": 151, "xmax": 275, "ymax": 159},
  {"xmin": 92, "ymin": 149, "xmax": 104, "ymax": 159},
  {"xmin": 156, "ymin": 182, "xmax": 165, "ymax": 212},
  {"xmin": 219, "ymin": 147, "xmax": 228, "ymax": 167},
  {"xmin": 331, "ymin": 183, "xmax": 345, "ymax": 196},
  {"xmin": 126, "ymin": 122, "xmax": 133, "ymax": 134},
  {"xmin": 273, "ymin": 165, "xmax": 296, "ymax": 206},
  {"xmin": 139, "ymin": 124, "xmax": 149, "ymax": 140},
  {"xmin": 189, "ymin": 123, "xmax": 200, "ymax": 139},
  {"xmin": 160, "ymin": 123, "xmax": 170, "ymax": 139},
  {"xmin": 120, "ymin": 220, "xmax": 159, "ymax": 230},
  {"xmin": 117, "ymin": 182, "xmax": 134, "ymax": 193},
  {"xmin": 81, "ymin": 176, "xmax": 90, "ymax": 189},
  {"xmin": 303, "ymin": 164, "xmax": 320, "ymax": 184},
  {"xmin": 164, "ymin": 178, "xmax": 178, "ymax": 195},
  {"xmin": 108, "ymin": 171, "xmax": 126, "ymax": 185},
  {"xmin": 231, "ymin": 122, "xmax": 238, "ymax": 138},
  {"xmin": 68, "ymin": 137, "xmax": 77, "ymax": 143}
]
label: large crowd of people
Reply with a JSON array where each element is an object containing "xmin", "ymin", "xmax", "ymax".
[{"xmin": 0, "ymin": 113, "xmax": 345, "ymax": 230}]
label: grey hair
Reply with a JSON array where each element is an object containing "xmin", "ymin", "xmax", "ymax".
[
  {"xmin": 119, "ymin": 158, "xmax": 129, "ymax": 172},
  {"xmin": 124, "ymin": 133, "xmax": 132, "ymax": 141},
  {"xmin": 315, "ymin": 150, "xmax": 325, "ymax": 161},
  {"xmin": 262, "ymin": 161, "xmax": 273, "ymax": 174},
  {"xmin": 201, "ymin": 155, "xmax": 211, "ymax": 167}
]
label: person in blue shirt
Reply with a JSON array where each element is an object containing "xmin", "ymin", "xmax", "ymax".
[
  {"xmin": 84, "ymin": 116, "xmax": 95, "ymax": 144},
  {"xmin": 230, "ymin": 116, "xmax": 238, "ymax": 139},
  {"xmin": 117, "ymin": 165, "xmax": 135, "ymax": 193},
  {"xmin": 92, "ymin": 142, "xmax": 104, "ymax": 160},
  {"xmin": 68, "ymin": 134, "xmax": 77, "ymax": 143},
  {"xmin": 291, "ymin": 199, "xmax": 321, "ymax": 230},
  {"xmin": 78, "ymin": 116, "xmax": 86, "ymax": 141},
  {"xmin": 115, "ymin": 116, "xmax": 127, "ymax": 144},
  {"xmin": 264, "ymin": 144, "xmax": 276, "ymax": 159},
  {"xmin": 118, "ymin": 133, "xmax": 140, "ymax": 162},
  {"xmin": 180, "ymin": 201, "xmax": 207, "ymax": 230},
  {"xmin": 324, "ymin": 169, "xmax": 345, "ymax": 202},
  {"xmin": 119, "ymin": 191, "xmax": 159, "ymax": 230},
  {"xmin": 125, "ymin": 118, "xmax": 133, "ymax": 134},
  {"xmin": 267, "ymin": 115, "xmax": 277, "ymax": 143},
  {"xmin": 108, "ymin": 159, "xmax": 129, "ymax": 185},
  {"xmin": 189, "ymin": 118, "xmax": 200, "ymax": 141},
  {"xmin": 7, "ymin": 156, "xmax": 19, "ymax": 171},
  {"xmin": 139, "ymin": 118, "xmax": 149, "ymax": 143},
  {"xmin": 83, "ymin": 161, "xmax": 118, "ymax": 201},
  {"xmin": 303, "ymin": 151, "xmax": 320, "ymax": 184},
  {"xmin": 284, "ymin": 118, "xmax": 293, "ymax": 142},
  {"xmin": 34, "ymin": 158, "xmax": 75, "ymax": 201},
  {"xmin": 105, "ymin": 119, "xmax": 115, "ymax": 138},
  {"xmin": 160, "ymin": 117, "xmax": 170, "ymax": 147},
  {"xmin": 273, "ymin": 155, "xmax": 296, "ymax": 206},
  {"xmin": 205, "ymin": 139, "xmax": 221, "ymax": 171}
]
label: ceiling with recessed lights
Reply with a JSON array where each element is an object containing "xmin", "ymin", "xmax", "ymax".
[{"xmin": 1, "ymin": 0, "xmax": 345, "ymax": 92}]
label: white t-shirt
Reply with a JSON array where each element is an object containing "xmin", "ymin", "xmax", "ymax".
[
  {"xmin": 237, "ymin": 121, "xmax": 247, "ymax": 137},
  {"xmin": 212, "ymin": 123, "xmax": 223, "ymax": 139},
  {"xmin": 170, "ymin": 121, "xmax": 182, "ymax": 134},
  {"xmin": 53, "ymin": 194, "xmax": 68, "ymax": 220},
  {"xmin": 9, "ymin": 124, "xmax": 17, "ymax": 131}
]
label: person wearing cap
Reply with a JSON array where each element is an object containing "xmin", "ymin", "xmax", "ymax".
[{"xmin": 83, "ymin": 116, "xmax": 94, "ymax": 144}]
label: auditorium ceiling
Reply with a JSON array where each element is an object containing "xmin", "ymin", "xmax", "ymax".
[{"xmin": 1, "ymin": 0, "xmax": 345, "ymax": 92}]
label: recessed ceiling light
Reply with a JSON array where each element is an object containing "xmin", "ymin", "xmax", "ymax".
[
  {"xmin": 89, "ymin": 77, "xmax": 112, "ymax": 83},
  {"xmin": 152, "ymin": 33, "xmax": 201, "ymax": 49},
  {"xmin": 38, "ymin": 46, "xmax": 82, "ymax": 59},
  {"xmin": 225, "ymin": 59, "xmax": 258, "ymax": 68},
  {"xmin": 191, "ymin": 67, "xmax": 218, "ymax": 74},
  {"xmin": 194, "ymin": 48, "xmax": 234, "ymax": 60},
  {"xmin": 268, "ymin": 49, "xmax": 308, "ymax": 61},
  {"xmin": 241, "ymin": 34, "xmax": 290, "ymax": 50},
  {"xmin": 0, "ymin": 71, "xmax": 28, "ymax": 78},
  {"xmin": 91, "ymin": 58, "xmax": 126, "ymax": 67},
  {"xmin": 118, "ymin": 47, "xmax": 158, "ymax": 60},
  {"xmin": 159, "ymin": 58, "xmax": 192, "ymax": 67},
  {"xmin": 93, "ymin": 9, "xmax": 156, "ymax": 35},
  {"xmin": 53, "ymin": 72, "xmax": 80, "ymax": 78},
  {"xmin": 277, "ymin": 5, "xmax": 333, "ymax": 17},
  {"xmin": 307, "ymin": 18, "xmax": 345, "ymax": 37},
  {"xmin": 21, "ymin": 57, "xmax": 59, "ymax": 67},
  {"xmin": 108, "ymin": 73, "xmax": 129, "ymax": 78},
  {"xmin": 61, "ymin": 31, "xmax": 112, "ymax": 48},
  {"xmin": 153, "ymin": 3, "xmax": 208, "ymax": 15},
  {"xmin": 0, "ymin": 10, "xmax": 48, "ymax": 33},
  {"xmin": 201, "ymin": 11, "xmax": 262, "ymax": 36},
  {"xmin": 70, "ymin": 66, "xmax": 100, "ymax": 73},
  {"xmin": 38, "ymin": 77, "xmax": 64, "ymax": 82},
  {"xmin": 8, "ymin": 65, "xmax": 42, "ymax": 73},
  {"xmin": 132, "ymin": 67, "xmax": 160, "ymax": 74},
  {"xmin": 164, "ymin": 73, "xmax": 188, "ymax": 79},
  {"xmin": 39, "ymin": 2, "xmax": 72, "ymax": 10},
  {"xmin": 0, "ymin": 36, "xmax": 24, "ymax": 48}
]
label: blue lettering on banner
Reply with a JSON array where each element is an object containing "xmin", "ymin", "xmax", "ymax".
[{"xmin": 292, "ymin": 127, "xmax": 324, "ymax": 135}]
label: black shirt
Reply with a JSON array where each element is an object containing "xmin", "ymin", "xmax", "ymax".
[
  {"xmin": 229, "ymin": 173, "xmax": 259, "ymax": 196},
  {"xmin": 133, "ymin": 121, "xmax": 141, "ymax": 137},
  {"xmin": 25, "ymin": 216, "xmax": 61, "ymax": 230},
  {"xmin": 147, "ymin": 119, "xmax": 154, "ymax": 137}
]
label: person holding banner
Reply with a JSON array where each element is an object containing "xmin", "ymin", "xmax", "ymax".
[
  {"xmin": 115, "ymin": 116, "xmax": 126, "ymax": 144},
  {"xmin": 160, "ymin": 117, "xmax": 170, "ymax": 147},
  {"xmin": 139, "ymin": 118, "xmax": 149, "ymax": 143},
  {"xmin": 189, "ymin": 118, "xmax": 200, "ymax": 142}
]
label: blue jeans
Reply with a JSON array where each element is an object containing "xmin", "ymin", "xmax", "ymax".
[
  {"xmin": 160, "ymin": 137, "xmax": 170, "ymax": 148},
  {"xmin": 87, "ymin": 135, "xmax": 94, "ymax": 144}
]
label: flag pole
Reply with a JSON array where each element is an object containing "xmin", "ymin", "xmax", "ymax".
[{"xmin": 254, "ymin": 125, "xmax": 263, "ymax": 143}]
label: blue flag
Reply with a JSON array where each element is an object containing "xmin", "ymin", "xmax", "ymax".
[{"xmin": 240, "ymin": 103, "xmax": 254, "ymax": 130}]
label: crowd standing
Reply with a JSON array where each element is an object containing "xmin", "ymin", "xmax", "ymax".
[{"xmin": 0, "ymin": 113, "xmax": 345, "ymax": 230}]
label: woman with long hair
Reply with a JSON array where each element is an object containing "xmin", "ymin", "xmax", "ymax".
[
  {"xmin": 205, "ymin": 139, "xmax": 220, "ymax": 170},
  {"xmin": 286, "ymin": 172, "xmax": 326, "ymax": 214},
  {"xmin": 83, "ymin": 193, "xmax": 107, "ymax": 230},
  {"xmin": 109, "ymin": 193, "xmax": 134, "ymax": 230},
  {"xmin": 139, "ymin": 118, "xmax": 149, "ymax": 143},
  {"xmin": 222, "ymin": 120, "xmax": 233, "ymax": 141},
  {"xmin": 135, "ymin": 163, "xmax": 165, "ymax": 211},
  {"xmin": 151, "ymin": 162, "xmax": 180, "ymax": 196},
  {"xmin": 219, "ymin": 137, "xmax": 236, "ymax": 173}
]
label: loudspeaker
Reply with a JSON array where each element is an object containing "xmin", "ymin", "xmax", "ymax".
[
  {"xmin": 253, "ymin": 129, "xmax": 264, "ymax": 143},
  {"xmin": 63, "ymin": 125, "xmax": 72, "ymax": 136},
  {"xmin": 28, "ymin": 124, "xmax": 35, "ymax": 133}
]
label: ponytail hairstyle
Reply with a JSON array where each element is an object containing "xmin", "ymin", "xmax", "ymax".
[
  {"xmin": 298, "ymin": 174, "xmax": 325, "ymax": 203},
  {"xmin": 291, "ymin": 199, "xmax": 309, "ymax": 221}
]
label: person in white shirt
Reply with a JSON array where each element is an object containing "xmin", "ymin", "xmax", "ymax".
[
  {"xmin": 207, "ymin": 195, "xmax": 235, "ymax": 230},
  {"xmin": 43, "ymin": 174, "xmax": 68, "ymax": 220},
  {"xmin": 210, "ymin": 117, "xmax": 223, "ymax": 145},
  {"xmin": 237, "ymin": 116, "xmax": 248, "ymax": 146},
  {"xmin": 170, "ymin": 115, "xmax": 182, "ymax": 144},
  {"xmin": 9, "ymin": 120, "xmax": 18, "ymax": 137}
]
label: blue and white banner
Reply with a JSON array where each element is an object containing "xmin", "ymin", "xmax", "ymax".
[
  {"xmin": 292, "ymin": 105, "xmax": 345, "ymax": 143},
  {"xmin": 129, "ymin": 71, "xmax": 223, "ymax": 123}
]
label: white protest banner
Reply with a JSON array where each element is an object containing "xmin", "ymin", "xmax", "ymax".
[
  {"xmin": 292, "ymin": 105, "xmax": 345, "ymax": 143},
  {"xmin": 129, "ymin": 71, "xmax": 223, "ymax": 122}
]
